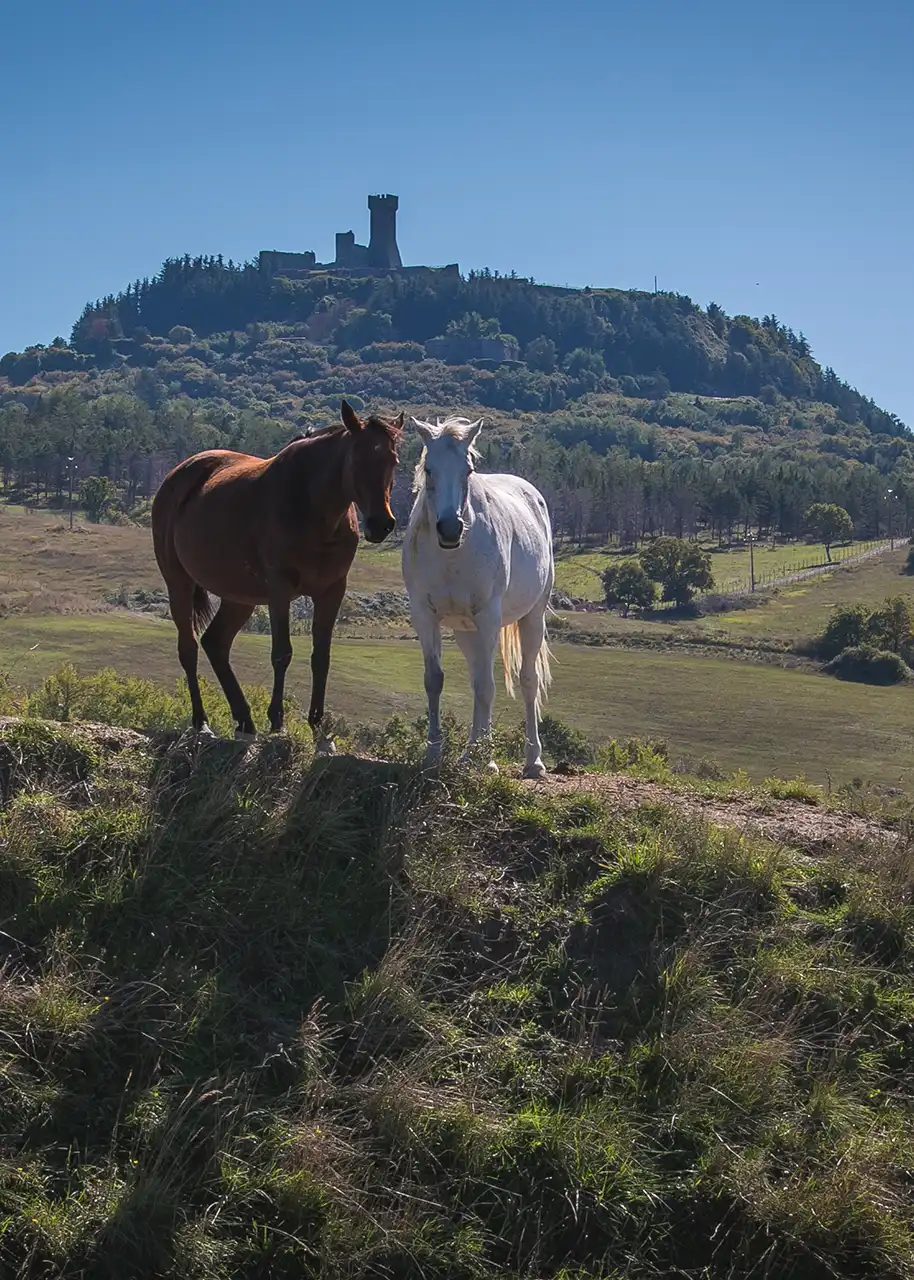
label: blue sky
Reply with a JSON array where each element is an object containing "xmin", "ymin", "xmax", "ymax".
[{"xmin": 2, "ymin": 0, "xmax": 912, "ymax": 422}]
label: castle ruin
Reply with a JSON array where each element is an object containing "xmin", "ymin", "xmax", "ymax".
[{"xmin": 259, "ymin": 194, "xmax": 457, "ymax": 280}]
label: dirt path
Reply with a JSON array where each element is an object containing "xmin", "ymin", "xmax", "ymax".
[{"xmin": 518, "ymin": 769, "xmax": 901, "ymax": 854}]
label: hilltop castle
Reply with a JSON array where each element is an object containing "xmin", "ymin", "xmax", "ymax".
[{"xmin": 259, "ymin": 194, "xmax": 458, "ymax": 280}]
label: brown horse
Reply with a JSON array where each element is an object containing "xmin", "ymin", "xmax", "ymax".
[{"xmin": 152, "ymin": 400, "xmax": 402, "ymax": 744}]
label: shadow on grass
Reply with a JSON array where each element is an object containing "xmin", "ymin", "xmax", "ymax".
[{"xmin": 4, "ymin": 735, "xmax": 420, "ymax": 1277}]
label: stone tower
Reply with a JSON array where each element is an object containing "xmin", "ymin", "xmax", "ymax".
[{"xmin": 367, "ymin": 194, "xmax": 402, "ymax": 269}]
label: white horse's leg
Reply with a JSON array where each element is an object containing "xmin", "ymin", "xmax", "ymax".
[
  {"xmin": 518, "ymin": 602, "xmax": 549, "ymax": 780},
  {"xmin": 413, "ymin": 606, "xmax": 444, "ymax": 765},
  {"xmin": 455, "ymin": 612, "xmax": 500, "ymax": 772}
]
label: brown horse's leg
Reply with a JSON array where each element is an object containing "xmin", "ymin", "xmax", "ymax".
[
  {"xmin": 308, "ymin": 578, "xmax": 347, "ymax": 750},
  {"xmin": 200, "ymin": 600, "xmax": 256, "ymax": 737},
  {"xmin": 267, "ymin": 599, "xmax": 293, "ymax": 734},
  {"xmin": 166, "ymin": 578, "xmax": 208, "ymax": 731}
]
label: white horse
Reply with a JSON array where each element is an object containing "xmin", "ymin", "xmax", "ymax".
[{"xmin": 402, "ymin": 415, "xmax": 555, "ymax": 778}]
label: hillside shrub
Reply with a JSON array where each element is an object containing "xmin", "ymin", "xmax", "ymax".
[
  {"xmin": 538, "ymin": 714, "xmax": 596, "ymax": 764},
  {"xmin": 815, "ymin": 604, "xmax": 870, "ymax": 660},
  {"xmin": 822, "ymin": 644, "xmax": 912, "ymax": 685},
  {"xmin": 905, "ymin": 546, "xmax": 914, "ymax": 575},
  {"xmin": 815, "ymin": 598, "xmax": 914, "ymax": 666}
]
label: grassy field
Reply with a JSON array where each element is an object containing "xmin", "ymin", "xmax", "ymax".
[
  {"xmin": 1, "ymin": 505, "xmax": 891, "ymax": 619},
  {"xmin": 557, "ymin": 546, "xmax": 914, "ymax": 648},
  {"xmin": 0, "ymin": 506, "xmax": 406, "ymax": 613},
  {"xmin": 4, "ymin": 612, "xmax": 913, "ymax": 788},
  {"xmin": 3, "ymin": 508, "xmax": 914, "ymax": 789}
]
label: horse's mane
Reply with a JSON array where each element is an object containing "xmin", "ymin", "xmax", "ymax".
[
  {"xmin": 302, "ymin": 415, "xmax": 401, "ymax": 444},
  {"xmin": 412, "ymin": 416, "xmax": 482, "ymax": 495}
]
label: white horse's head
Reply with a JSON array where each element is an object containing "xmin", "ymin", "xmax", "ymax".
[{"xmin": 411, "ymin": 415, "xmax": 483, "ymax": 549}]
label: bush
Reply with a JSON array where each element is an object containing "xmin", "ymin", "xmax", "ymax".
[
  {"xmin": 815, "ymin": 598, "xmax": 914, "ymax": 664},
  {"xmin": 167, "ymin": 324, "xmax": 195, "ymax": 343},
  {"xmin": 601, "ymin": 560, "xmax": 656, "ymax": 616},
  {"xmin": 815, "ymin": 604, "xmax": 869, "ymax": 660},
  {"xmin": 822, "ymin": 644, "xmax": 912, "ymax": 685},
  {"xmin": 904, "ymin": 546, "xmax": 914, "ymax": 575},
  {"xmin": 538, "ymin": 714, "xmax": 596, "ymax": 764}
]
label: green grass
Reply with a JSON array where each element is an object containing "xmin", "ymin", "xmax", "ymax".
[
  {"xmin": 2, "ymin": 719, "xmax": 914, "ymax": 1278},
  {"xmin": 3, "ymin": 613, "xmax": 914, "ymax": 789}
]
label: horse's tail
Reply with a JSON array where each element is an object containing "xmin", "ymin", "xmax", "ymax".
[
  {"xmin": 192, "ymin": 584, "xmax": 217, "ymax": 637},
  {"xmin": 499, "ymin": 622, "xmax": 522, "ymax": 701},
  {"xmin": 152, "ymin": 451, "xmax": 225, "ymax": 638},
  {"xmin": 499, "ymin": 622, "xmax": 553, "ymax": 719},
  {"xmin": 534, "ymin": 633, "xmax": 553, "ymax": 720}
]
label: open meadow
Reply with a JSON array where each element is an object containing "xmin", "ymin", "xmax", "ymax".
[{"xmin": 2, "ymin": 508, "xmax": 913, "ymax": 788}]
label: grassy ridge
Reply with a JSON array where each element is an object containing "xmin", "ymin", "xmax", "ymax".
[{"xmin": 1, "ymin": 718, "xmax": 913, "ymax": 1278}]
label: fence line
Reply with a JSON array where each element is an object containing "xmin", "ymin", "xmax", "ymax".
[{"xmin": 638, "ymin": 538, "xmax": 908, "ymax": 612}]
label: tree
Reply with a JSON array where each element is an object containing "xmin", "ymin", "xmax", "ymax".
[
  {"xmin": 640, "ymin": 536, "xmax": 714, "ymax": 608},
  {"xmin": 804, "ymin": 502, "xmax": 853, "ymax": 561},
  {"xmin": 602, "ymin": 560, "xmax": 656, "ymax": 616},
  {"xmin": 868, "ymin": 596, "xmax": 914, "ymax": 657},
  {"xmin": 80, "ymin": 475, "xmax": 118, "ymax": 522}
]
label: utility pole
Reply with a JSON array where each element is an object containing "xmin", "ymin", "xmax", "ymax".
[
  {"xmin": 67, "ymin": 456, "xmax": 77, "ymax": 531},
  {"xmin": 749, "ymin": 532, "xmax": 755, "ymax": 592},
  {"xmin": 887, "ymin": 487, "xmax": 895, "ymax": 551}
]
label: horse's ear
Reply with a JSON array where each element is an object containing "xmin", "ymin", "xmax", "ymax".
[
  {"xmin": 392, "ymin": 412, "xmax": 404, "ymax": 434},
  {"xmin": 341, "ymin": 400, "xmax": 362, "ymax": 434},
  {"xmin": 411, "ymin": 417, "xmax": 435, "ymax": 445},
  {"xmin": 465, "ymin": 419, "xmax": 484, "ymax": 446}
]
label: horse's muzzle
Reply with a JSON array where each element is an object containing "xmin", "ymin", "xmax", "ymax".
[
  {"xmin": 364, "ymin": 514, "xmax": 396, "ymax": 543},
  {"xmin": 436, "ymin": 516, "xmax": 464, "ymax": 549}
]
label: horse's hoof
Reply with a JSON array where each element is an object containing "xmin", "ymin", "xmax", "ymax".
[
  {"xmin": 315, "ymin": 736, "xmax": 337, "ymax": 757},
  {"xmin": 523, "ymin": 761, "xmax": 548, "ymax": 780},
  {"xmin": 234, "ymin": 730, "xmax": 256, "ymax": 743},
  {"xmin": 485, "ymin": 761, "xmax": 500, "ymax": 775},
  {"xmin": 196, "ymin": 724, "xmax": 217, "ymax": 739}
]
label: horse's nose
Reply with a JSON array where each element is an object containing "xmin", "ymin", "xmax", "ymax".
[
  {"xmin": 436, "ymin": 516, "xmax": 464, "ymax": 548},
  {"xmin": 365, "ymin": 514, "xmax": 396, "ymax": 543}
]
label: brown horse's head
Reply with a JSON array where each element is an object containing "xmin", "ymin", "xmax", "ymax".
[{"xmin": 341, "ymin": 400, "xmax": 403, "ymax": 543}]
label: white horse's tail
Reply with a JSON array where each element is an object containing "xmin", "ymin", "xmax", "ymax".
[{"xmin": 499, "ymin": 623, "xmax": 553, "ymax": 718}]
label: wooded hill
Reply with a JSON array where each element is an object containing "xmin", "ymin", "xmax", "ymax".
[{"xmin": 1, "ymin": 257, "xmax": 911, "ymax": 543}]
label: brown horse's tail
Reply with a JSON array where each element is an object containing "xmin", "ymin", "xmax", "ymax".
[
  {"xmin": 152, "ymin": 452, "xmax": 224, "ymax": 638},
  {"xmin": 192, "ymin": 584, "xmax": 216, "ymax": 637}
]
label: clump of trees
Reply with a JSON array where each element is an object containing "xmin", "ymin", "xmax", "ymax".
[
  {"xmin": 804, "ymin": 503, "xmax": 853, "ymax": 561},
  {"xmin": 601, "ymin": 561, "xmax": 656, "ymax": 616},
  {"xmin": 814, "ymin": 597, "xmax": 914, "ymax": 684},
  {"xmin": 602, "ymin": 537, "xmax": 714, "ymax": 614}
]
